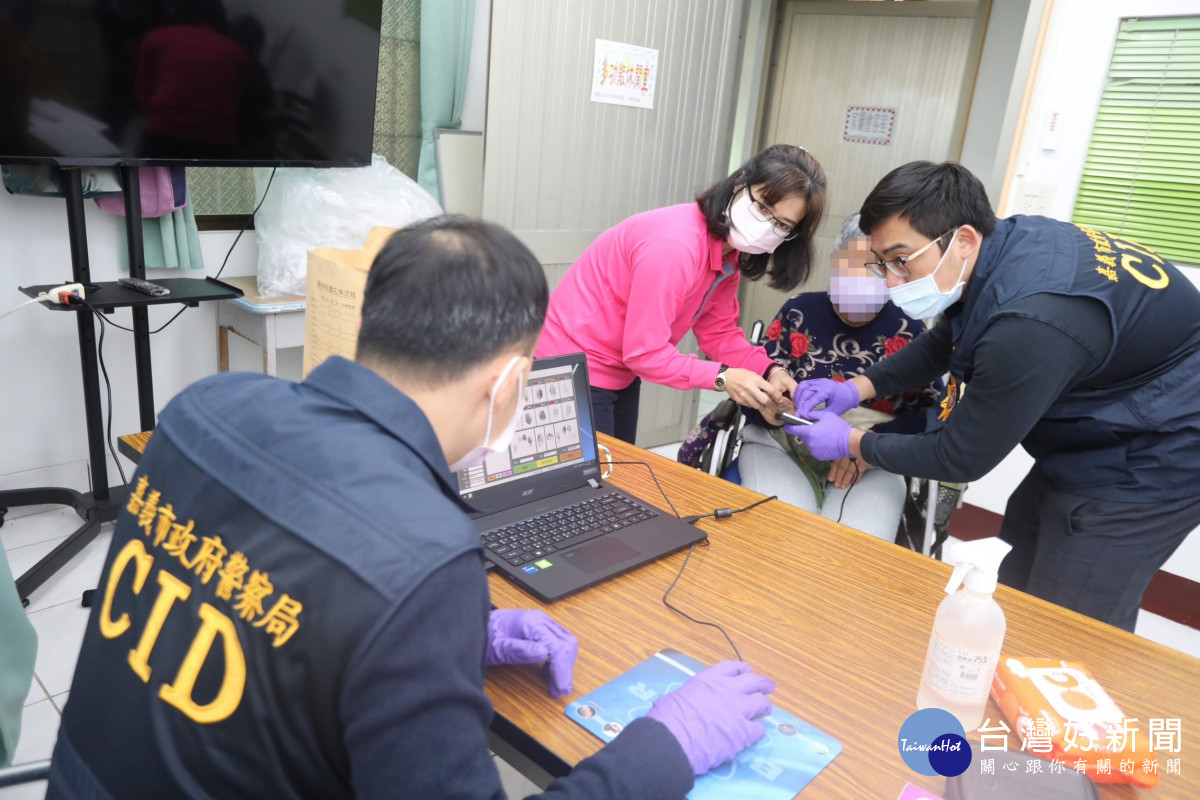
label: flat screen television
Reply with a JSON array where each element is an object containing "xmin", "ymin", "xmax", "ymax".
[{"xmin": 0, "ymin": 0, "xmax": 382, "ymax": 167}]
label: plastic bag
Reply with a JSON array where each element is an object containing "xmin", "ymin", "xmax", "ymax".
[{"xmin": 253, "ymin": 154, "xmax": 442, "ymax": 297}]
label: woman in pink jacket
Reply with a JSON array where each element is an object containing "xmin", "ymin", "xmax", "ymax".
[{"xmin": 536, "ymin": 144, "xmax": 827, "ymax": 442}]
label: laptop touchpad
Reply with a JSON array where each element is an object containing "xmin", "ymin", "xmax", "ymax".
[{"xmin": 563, "ymin": 538, "xmax": 640, "ymax": 574}]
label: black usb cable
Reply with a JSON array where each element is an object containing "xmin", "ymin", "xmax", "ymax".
[{"xmin": 607, "ymin": 460, "xmax": 781, "ymax": 663}]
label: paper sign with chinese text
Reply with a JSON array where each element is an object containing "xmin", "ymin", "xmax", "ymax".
[
  {"xmin": 843, "ymin": 106, "xmax": 896, "ymax": 146},
  {"xmin": 591, "ymin": 39, "xmax": 658, "ymax": 109}
]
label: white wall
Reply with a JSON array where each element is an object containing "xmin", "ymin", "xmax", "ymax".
[
  {"xmin": 0, "ymin": 190, "xmax": 259, "ymax": 511},
  {"xmin": 964, "ymin": 0, "xmax": 1200, "ymax": 584},
  {"xmin": 459, "ymin": 0, "xmax": 491, "ymax": 134},
  {"xmin": 958, "ymin": 0, "xmax": 1046, "ymax": 203}
]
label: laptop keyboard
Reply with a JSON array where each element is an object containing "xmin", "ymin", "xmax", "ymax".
[{"xmin": 481, "ymin": 493, "xmax": 659, "ymax": 567}]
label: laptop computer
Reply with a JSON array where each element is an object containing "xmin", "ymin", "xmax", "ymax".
[{"xmin": 456, "ymin": 353, "xmax": 705, "ymax": 601}]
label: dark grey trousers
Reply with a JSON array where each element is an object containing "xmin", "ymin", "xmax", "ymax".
[{"xmin": 997, "ymin": 464, "xmax": 1200, "ymax": 632}]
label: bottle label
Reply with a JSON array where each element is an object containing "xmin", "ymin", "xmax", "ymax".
[{"xmin": 920, "ymin": 632, "xmax": 999, "ymax": 706}]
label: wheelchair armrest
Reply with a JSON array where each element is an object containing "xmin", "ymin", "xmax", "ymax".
[
  {"xmin": 749, "ymin": 319, "xmax": 766, "ymax": 346},
  {"xmin": 707, "ymin": 398, "xmax": 741, "ymax": 430},
  {"xmin": 0, "ymin": 760, "xmax": 51, "ymax": 789}
]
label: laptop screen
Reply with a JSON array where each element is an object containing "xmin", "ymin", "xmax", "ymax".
[{"xmin": 456, "ymin": 353, "xmax": 601, "ymax": 515}]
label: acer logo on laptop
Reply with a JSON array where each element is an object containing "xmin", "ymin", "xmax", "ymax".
[{"xmin": 522, "ymin": 489, "xmax": 534, "ymax": 496}]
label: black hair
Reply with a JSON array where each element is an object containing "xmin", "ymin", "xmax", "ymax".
[
  {"xmin": 357, "ymin": 216, "xmax": 548, "ymax": 381},
  {"xmin": 858, "ymin": 161, "xmax": 996, "ymax": 249},
  {"xmin": 695, "ymin": 144, "xmax": 827, "ymax": 292}
]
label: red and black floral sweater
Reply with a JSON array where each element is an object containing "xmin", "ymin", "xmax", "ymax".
[{"xmin": 746, "ymin": 292, "xmax": 942, "ymax": 435}]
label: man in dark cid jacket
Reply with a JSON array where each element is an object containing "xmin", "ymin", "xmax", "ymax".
[
  {"xmin": 787, "ymin": 161, "xmax": 1200, "ymax": 633},
  {"xmin": 46, "ymin": 217, "xmax": 776, "ymax": 799}
]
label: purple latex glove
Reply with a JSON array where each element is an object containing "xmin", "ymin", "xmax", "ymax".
[
  {"xmin": 646, "ymin": 661, "xmax": 776, "ymax": 775},
  {"xmin": 486, "ymin": 609, "xmax": 578, "ymax": 698},
  {"xmin": 793, "ymin": 378, "xmax": 860, "ymax": 418},
  {"xmin": 785, "ymin": 410, "xmax": 853, "ymax": 461}
]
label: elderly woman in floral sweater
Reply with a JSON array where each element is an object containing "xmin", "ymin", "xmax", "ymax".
[{"xmin": 738, "ymin": 215, "xmax": 942, "ymax": 541}]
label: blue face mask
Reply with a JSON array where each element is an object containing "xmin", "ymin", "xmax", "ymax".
[{"xmin": 888, "ymin": 229, "xmax": 967, "ymax": 320}]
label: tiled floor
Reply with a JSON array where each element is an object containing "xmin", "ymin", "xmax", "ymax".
[{"xmin": 4, "ymin": 490, "xmax": 1199, "ymax": 797}]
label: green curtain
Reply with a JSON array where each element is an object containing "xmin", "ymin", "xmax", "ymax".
[
  {"xmin": 0, "ymin": 548, "xmax": 37, "ymax": 767},
  {"xmin": 417, "ymin": 0, "xmax": 475, "ymax": 201},
  {"xmin": 1072, "ymin": 16, "xmax": 1200, "ymax": 265},
  {"xmin": 118, "ymin": 198, "xmax": 205, "ymax": 271}
]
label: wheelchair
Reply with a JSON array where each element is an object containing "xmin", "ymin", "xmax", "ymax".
[{"xmin": 678, "ymin": 322, "xmax": 963, "ymax": 560}]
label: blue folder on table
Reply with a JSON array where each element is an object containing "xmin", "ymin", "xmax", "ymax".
[{"xmin": 566, "ymin": 649, "xmax": 842, "ymax": 799}]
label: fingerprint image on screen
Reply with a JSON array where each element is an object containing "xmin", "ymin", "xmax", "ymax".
[{"xmin": 558, "ymin": 420, "xmax": 579, "ymax": 447}]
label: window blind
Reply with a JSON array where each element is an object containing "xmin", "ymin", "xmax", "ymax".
[{"xmin": 1072, "ymin": 16, "xmax": 1200, "ymax": 265}]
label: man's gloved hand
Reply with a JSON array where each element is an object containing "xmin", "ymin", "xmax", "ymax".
[
  {"xmin": 646, "ymin": 661, "xmax": 776, "ymax": 775},
  {"xmin": 793, "ymin": 378, "xmax": 860, "ymax": 418},
  {"xmin": 486, "ymin": 609, "xmax": 578, "ymax": 698},
  {"xmin": 786, "ymin": 411, "xmax": 853, "ymax": 461}
]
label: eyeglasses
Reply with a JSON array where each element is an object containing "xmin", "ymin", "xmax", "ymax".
[
  {"xmin": 864, "ymin": 228, "xmax": 958, "ymax": 279},
  {"xmin": 746, "ymin": 186, "xmax": 799, "ymax": 241}
]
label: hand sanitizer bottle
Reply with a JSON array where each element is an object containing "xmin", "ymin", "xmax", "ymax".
[{"xmin": 916, "ymin": 538, "xmax": 1012, "ymax": 732}]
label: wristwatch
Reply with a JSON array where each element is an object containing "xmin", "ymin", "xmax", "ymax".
[{"xmin": 714, "ymin": 364, "xmax": 730, "ymax": 392}]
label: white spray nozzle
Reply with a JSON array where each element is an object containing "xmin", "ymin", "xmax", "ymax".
[{"xmin": 944, "ymin": 537, "xmax": 1013, "ymax": 595}]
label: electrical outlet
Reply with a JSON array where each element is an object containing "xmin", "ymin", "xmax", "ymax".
[
  {"xmin": 1012, "ymin": 181, "xmax": 1057, "ymax": 217},
  {"xmin": 50, "ymin": 282, "xmax": 85, "ymax": 304}
]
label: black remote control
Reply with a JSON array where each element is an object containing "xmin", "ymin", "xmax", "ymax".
[{"xmin": 118, "ymin": 277, "xmax": 170, "ymax": 297}]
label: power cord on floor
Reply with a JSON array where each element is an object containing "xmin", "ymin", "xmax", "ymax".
[
  {"xmin": 607, "ymin": 459, "xmax": 780, "ymax": 662},
  {"xmin": 94, "ymin": 307, "xmax": 129, "ymax": 489}
]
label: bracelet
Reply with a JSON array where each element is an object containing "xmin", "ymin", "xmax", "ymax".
[{"xmin": 763, "ymin": 363, "xmax": 786, "ymax": 380}]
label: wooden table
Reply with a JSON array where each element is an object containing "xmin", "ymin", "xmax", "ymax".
[
  {"xmin": 116, "ymin": 430, "xmax": 1199, "ymax": 797},
  {"xmin": 215, "ymin": 275, "xmax": 305, "ymax": 377},
  {"xmin": 486, "ymin": 435, "xmax": 1200, "ymax": 798}
]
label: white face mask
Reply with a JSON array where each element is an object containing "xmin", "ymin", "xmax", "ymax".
[
  {"xmin": 449, "ymin": 356, "xmax": 526, "ymax": 473},
  {"xmin": 888, "ymin": 228, "xmax": 968, "ymax": 320},
  {"xmin": 830, "ymin": 274, "xmax": 888, "ymax": 320},
  {"xmin": 726, "ymin": 191, "xmax": 785, "ymax": 255}
]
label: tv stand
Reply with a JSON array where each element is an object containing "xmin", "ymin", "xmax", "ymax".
[{"xmin": 2, "ymin": 167, "xmax": 240, "ymax": 604}]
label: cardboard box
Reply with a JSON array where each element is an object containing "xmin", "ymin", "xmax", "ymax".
[{"xmin": 303, "ymin": 226, "xmax": 396, "ymax": 377}]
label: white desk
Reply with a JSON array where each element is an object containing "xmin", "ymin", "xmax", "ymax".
[{"xmin": 216, "ymin": 276, "xmax": 305, "ymax": 376}]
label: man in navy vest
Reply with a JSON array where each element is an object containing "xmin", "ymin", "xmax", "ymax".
[
  {"xmin": 786, "ymin": 161, "xmax": 1200, "ymax": 633},
  {"xmin": 47, "ymin": 217, "xmax": 775, "ymax": 799}
]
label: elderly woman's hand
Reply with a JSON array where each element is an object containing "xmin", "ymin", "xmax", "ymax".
[{"xmin": 767, "ymin": 366, "xmax": 798, "ymax": 401}]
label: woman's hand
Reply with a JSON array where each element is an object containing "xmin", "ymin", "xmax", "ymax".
[
  {"xmin": 758, "ymin": 367, "xmax": 798, "ymax": 425},
  {"xmin": 767, "ymin": 367, "xmax": 798, "ymax": 401},
  {"xmin": 722, "ymin": 368, "xmax": 783, "ymax": 412},
  {"xmin": 828, "ymin": 457, "xmax": 870, "ymax": 491}
]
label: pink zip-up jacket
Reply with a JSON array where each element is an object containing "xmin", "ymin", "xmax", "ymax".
[{"xmin": 536, "ymin": 203, "xmax": 774, "ymax": 391}]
